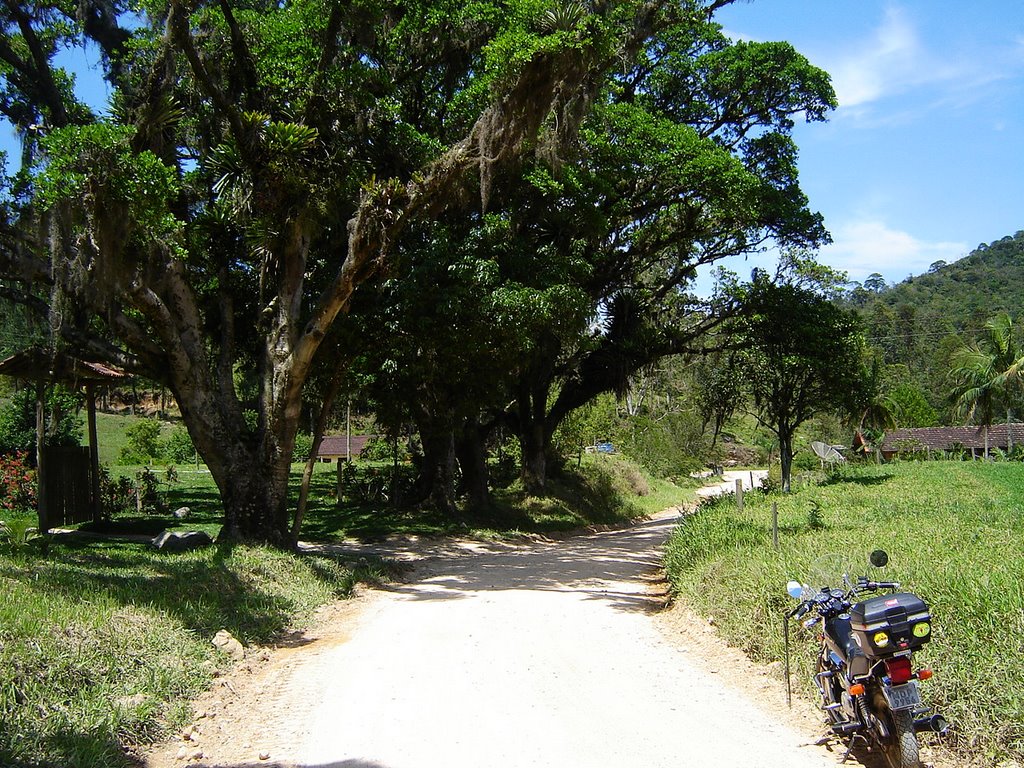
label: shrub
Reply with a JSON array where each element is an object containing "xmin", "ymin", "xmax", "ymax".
[
  {"xmin": 98, "ymin": 465, "xmax": 136, "ymax": 518},
  {"xmin": 293, "ymin": 432, "xmax": 314, "ymax": 462},
  {"xmin": 0, "ymin": 386, "xmax": 83, "ymax": 455},
  {"xmin": 361, "ymin": 434, "xmax": 409, "ymax": 462},
  {"xmin": 119, "ymin": 419, "xmax": 164, "ymax": 464},
  {"xmin": 592, "ymin": 454, "xmax": 650, "ymax": 496},
  {"xmin": 618, "ymin": 411, "xmax": 708, "ymax": 480},
  {"xmin": 793, "ymin": 450, "xmax": 820, "ymax": 471},
  {"xmin": 134, "ymin": 467, "xmax": 166, "ymax": 514},
  {"xmin": 0, "ymin": 451, "xmax": 37, "ymax": 512},
  {"xmin": 0, "ymin": 516, "xmax": 47, "ymax": 554},
  {"xmin": 163, "ymin": 425, "xmax": 196, "ymax": 464}
]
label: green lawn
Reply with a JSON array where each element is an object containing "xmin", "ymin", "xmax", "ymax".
[
  {"xmin": 664, "ymin": 460, "xmax": 1024, "ymax": 766},
  {"xmin": 94, "ymin": 452, "xmax": 690, "ymax": 543}
]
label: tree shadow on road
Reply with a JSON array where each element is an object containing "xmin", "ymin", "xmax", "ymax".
[{"xmin": 378, "ymin": 514, "xmax": 681, "ymax": 615}]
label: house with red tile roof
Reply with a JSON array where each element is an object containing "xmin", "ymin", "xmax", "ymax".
[{"xmin": 880, "ymin": 425, "xmax": 1024, "ymax": 460}]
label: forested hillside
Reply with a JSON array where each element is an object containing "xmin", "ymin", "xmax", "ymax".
[{"xmin": 848, "ymin": 230, "xmax": 1024, "ymax": 422}]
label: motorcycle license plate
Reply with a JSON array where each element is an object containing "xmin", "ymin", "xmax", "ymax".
[{"xmin": 883, "ymin": 681, "xmax": 921, "ymax": 711}]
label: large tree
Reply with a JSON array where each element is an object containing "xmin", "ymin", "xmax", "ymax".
[
  {"xmin": 492, "ymin": 26, "xmax": 836, "ymax": 489},
  {"xmin": 0, "ymin": 0, "xmax": 724, "ymax": 544}
]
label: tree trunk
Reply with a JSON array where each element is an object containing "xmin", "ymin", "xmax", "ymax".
[
  {"xmin": 173, "ymin": 370, "xmax": 301, "ymax": 546},
  {"xmin": 408, "ymin": 405, "xmax": 458, "ymax": 516},
  {"xmin": 520, "ymin": 422, "xmax": 548, "ymax": 493},
  {"xmin": 779, "ymin": 428, "xmax": 795, "ymax": 494},
  {"xmin": 456, "ymin": 419, "xmax": 490, "ymax": 512},
  {"xmin": 416, "ymin": 431, "xmax": 457, "ymax": 515},
  {"xmin": 516, "ymin": 375, "xmax": 552, "ymax": 493},
  {"xmin": 212, "ymin": 447, "xmax": 294, "ymax": 545}
]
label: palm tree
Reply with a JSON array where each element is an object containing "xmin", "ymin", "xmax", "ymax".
[
  {"xmin": 846, "ymin": 356, "xmax": 897, "ymax": 458},
  {"xmin": 949, "ymin": 313, "xmax": 1024, "ymax": 458}
]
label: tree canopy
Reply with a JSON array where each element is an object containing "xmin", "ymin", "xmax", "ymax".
[{"xmin": 0, "ymin": 0, "xmax": 836, "ymax": 542}]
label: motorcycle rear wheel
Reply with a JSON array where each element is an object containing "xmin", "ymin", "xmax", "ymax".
[{"xmin": 881, "ymin": 709, "xmax": 921, "ymax": 768}]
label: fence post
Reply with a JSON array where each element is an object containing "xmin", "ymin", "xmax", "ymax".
[
  {"xmin": 735, "ymin": 478, "xmax": 744, "ymax": 512},
  {"xmin": 772, "ymin": 502, "xmax": 780, "ymax": 550}
]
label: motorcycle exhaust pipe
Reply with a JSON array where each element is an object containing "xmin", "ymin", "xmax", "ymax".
[{"xmin": 914, "ymin": 714, "xmax": 949, "ymax": 735}]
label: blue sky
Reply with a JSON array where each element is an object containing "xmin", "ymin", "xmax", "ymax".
[{"xmin": 709, "ymin": 0, "xmax": 1024, "ymax": 290}]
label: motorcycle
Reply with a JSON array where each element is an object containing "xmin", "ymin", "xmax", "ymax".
[{"xmin": 784, "ymin": 550, "xmax": 948, "ymax": 768}]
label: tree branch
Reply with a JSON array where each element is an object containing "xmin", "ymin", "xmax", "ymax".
[
  {"xmin": 3, "ymin": 0, "xmax": 72, "ymax": 126},
  {"xmin": 217, "ymin": 0, "xmax": 262, "ymax": 111},
  {"xmin": 303, "ymin": 0, "xmax": 347, "ymax": 125},
  {"xmin": 166, "ymin": 0, "xmax": 250, "ymax": 161}
]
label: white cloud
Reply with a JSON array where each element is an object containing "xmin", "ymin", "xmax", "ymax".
[
  {"xmin": 824, "ymin": 6, "xmax": 968, "ymax": 109},
  {"xmin": 820, "ymin": 220, "xmax": 968, "ymax": 283},
  {"xmin": 829, "ymin": 8, "xmax": 918, "ymax": 106}
]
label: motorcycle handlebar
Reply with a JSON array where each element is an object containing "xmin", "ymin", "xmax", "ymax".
[
  {"xmin": 789, "ymin": 601, "xmax": 811, "ymax": 620},
  {"xmin": 864, "ymin": 580, "xmax": 900, "ymax": 590},
  {"xmin": 856, "ymin": 577, "xmax": 900, "ymax": 591}
]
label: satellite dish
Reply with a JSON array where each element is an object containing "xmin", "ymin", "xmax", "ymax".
[{"xmin": 811, "ymin": 441, "xmax": 846, "ymax": 467}]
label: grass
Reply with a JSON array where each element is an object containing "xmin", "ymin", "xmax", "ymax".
[
  {"xmin": 93, "ymin": 411, "xmax": 183, "ymax": 467},
  {"xmin": 663, "ymin": 460, "xmax": 1024, "ymax": 766},
  {"xmin": 90, "ymin": 453, "xmax": 688, "ymax": 543},
  {"xmin": 0, "ymin": 520, "xmax": 388, "ymax": 768}
]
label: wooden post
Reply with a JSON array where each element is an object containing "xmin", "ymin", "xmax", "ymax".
[
  {"xmin": 735, "ymin": 478, "xmax": 744, "ymax": 512},
  {"xmin": 772, "ymin": 502, "xmax": 780, "ymax": 551},
  {"xmin": 86, "ymin": 385, "xmax": 101, "ymax": 523},
  {"xmin": 35, "ymin": 382, "xmax": 48, "ymax": 532},
  {"xmin": 345, "ymin": 399, "xmax": 351, "ymax": 462}
]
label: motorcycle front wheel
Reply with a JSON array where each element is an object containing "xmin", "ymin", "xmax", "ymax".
[
  {"xmin": 814, "ymin": 655, "xmax": 844, "ymax": 726},
  {"xmin": 880, "ymin": 708, "xmax": 921, "ymax": 768}
]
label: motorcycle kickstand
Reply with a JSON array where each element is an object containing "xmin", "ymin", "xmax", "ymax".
[{"xmin": 839, "ymin": 733, "xmax": 870, "ymax": 764}]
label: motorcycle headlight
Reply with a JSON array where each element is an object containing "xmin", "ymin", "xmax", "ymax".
[
  {"xmin": 913, "ymin": 622, "xmax": 931, "ymax": 638},
  {"xmin": 873, "ymin": 631, "xmax": 890, "ymax": 648}
]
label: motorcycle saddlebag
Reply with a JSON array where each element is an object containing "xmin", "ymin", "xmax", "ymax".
[{"xmin": 850, "ymin": 592, "xmax": 932, "ymax": 657}]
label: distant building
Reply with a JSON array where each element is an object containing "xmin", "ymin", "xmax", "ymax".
[
  {"xmin": 316, "ymin": 434, "xmax": 374, "ymax": 462},
  {"xmin": 880, "ymin": 425, "xmax": 1024, "ymax": 460}
]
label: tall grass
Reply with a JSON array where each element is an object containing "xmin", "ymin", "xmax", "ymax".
[
  {"xmin": 491, "ymin": 454, "xmax": 690, "ymax": 533},
  {"xmin": 664, "ymin": 461, "xmax": 1024, "ymax": 765}
]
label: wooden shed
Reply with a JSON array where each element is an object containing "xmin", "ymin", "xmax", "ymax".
[
  {"xmin": 0, "ymin": 348, "xmax": 126, "ymax": 531},
  {"xmin": 316, "ymin": 434, "xmax": 373, "ymax": 462}
]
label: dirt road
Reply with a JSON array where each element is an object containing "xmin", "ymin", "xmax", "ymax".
[{"xmin": 147, "ymin": 482, "xmax": 857, "ymax": 768}]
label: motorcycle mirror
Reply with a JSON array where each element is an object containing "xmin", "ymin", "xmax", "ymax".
[
  {"xmin": 786, "ymin": 580, "xmax": 805, "ymax": 599},
  {"xmin": 869, "ymin": 549, "xmax": 889, "ymax": 568}
]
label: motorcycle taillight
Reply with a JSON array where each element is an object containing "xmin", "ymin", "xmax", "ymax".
[{"xmin": 885, "ymin": 656, "xmax": 913, "ymax": 684}]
